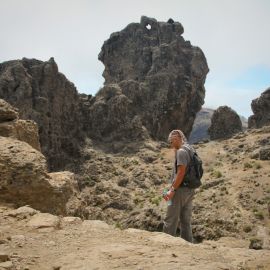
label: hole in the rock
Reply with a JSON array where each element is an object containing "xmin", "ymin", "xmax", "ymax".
[{"xmin": 146, "ymin": 24, "xmax": 151, "ymax": 30}]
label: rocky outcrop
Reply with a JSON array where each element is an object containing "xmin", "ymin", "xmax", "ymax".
[
  {"xmin": 0, "ymin": 16, "xmax": 209, "ymax": 170},
  {"xmin": 0, "ymin": 98, "xmax": 19, "ymax": 122},
  {"xmin": 0, "ymin": 100, "xmax": 80, "ymax": 214},
  {"xmin": 80, "ymin": 84, "xmax": 149, "ymax": 143},
  {"xmin": 0, "ymin": 136, "xmax": 79, "ymax": 215},
  {"xmin": 0, "ymin": 99, "xmax": 40, "ymax": 151},
  {"xmin": 0, "ymin": 58, "xmax": 82, "ymax": 171},
  {"xmin": 208, "ymin": 106, "xmax": 243, "ymax": 140},
  {"xmin": 248, "ymin": 87, "xmax": 270, "ymax": 128},
  {"xmin": 189, "ymin": 108, "xmax": 248, "ymax": 144},
  {"xmin": 97, "ymin": 16, "xmax": 209, "ymax": 141}
]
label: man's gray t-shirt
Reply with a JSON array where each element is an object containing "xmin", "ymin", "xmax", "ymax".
[{"xmin": 171, "ymin": 143, "xmax": 194, "ymax": 183}]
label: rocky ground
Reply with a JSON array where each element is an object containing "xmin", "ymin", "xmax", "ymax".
[
  {"xmin": 75, "ymin": 126, "xmax": 270, "ymax": 246},
  {"xmin": 0, "ymin": 205, "xmax": 270, "ymax": 270},
  {"xmin": 1, "ymin": 100, "xmax": 270, "ymax": 269}
]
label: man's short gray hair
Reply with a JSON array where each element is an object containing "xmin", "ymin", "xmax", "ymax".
[{"xmin": 168, "ymin": 129, "xmax": 187, "ymax": 143}]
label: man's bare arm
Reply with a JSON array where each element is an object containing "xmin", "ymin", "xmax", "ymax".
[{"xmin": 171, "ymin": 165, "xmax": 186, "ymax": 190}]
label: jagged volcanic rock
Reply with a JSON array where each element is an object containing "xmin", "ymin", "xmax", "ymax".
[
  {"xmin": 208, "ymin": 106, "xmax": 243, "ymax": 140},
  {"xmin": 0, "ymin": 58, "xmax": 82, "ymax": 171},
  {"xmin": 248, "ymin": 87, "xmax": 270, "ymax": 128},
  {"xmin": 0, "ymin": 16, "xmax": 209, "ymax": 169},
  {"xmin": 98, "ymin": 16, "xmax": 209, "ymax": 140}
]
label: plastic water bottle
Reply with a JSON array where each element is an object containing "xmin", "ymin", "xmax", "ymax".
[{"xmin": 163, "ymin": 188, "xmax": 172, "ymax": 206}]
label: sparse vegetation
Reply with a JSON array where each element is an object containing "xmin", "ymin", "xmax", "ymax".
[
  {"xmin": 249, "ymin": 237, "xmax": 263, "ymax": 250},
  {"xmin": 133, "ymin": 197, "xmax": 142, "ymax": 205},
  {"xmin": 254, "ymin": 211, "xmax": 264, "ymax": 220},
  {"xmin": 244, "ymin": 162, "xmax": 252, "ymax": 169},
  {"xmin": 252, "ymin": 208, "xmax": 264, "ymax": 220},
  {"xmin": 206, "ymin": 166, "xmax": 214, "ymax": 173},
  {"xmin": 253, "ymin": 162, "xmax": 262, "ymax": 169},
  {"xmin": 132, "ymin": 159, "xmax": 139, "ymax": 165},
  {"xmin": 211, "ymin": 170, "xmax": 222, "ymax": 178},
  {"xmin": 149, "ymin": 196, "xmax": 162, "ymax": 206},
  {"xmin": 243, "ymin": 225, "xmax": 252, "ymax": 233},
  {"xmin": 114, "ymin": 222, "xmax": 123, "ymax": 230}
]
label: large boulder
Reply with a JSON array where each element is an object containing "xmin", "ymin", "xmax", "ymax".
[
  {"xmin": 248, "ymin": 87, "xmax": 270, "ymax": 128},
  {"xmin": 0, "ymin": 136, "xmax": 79, "ymax": 215},
  {"xmin": 0, "ymin": 100, "xmax": 79, "ymax": 214},
  {"xmin": 0, "ymin": 99, "xmax": 19, "ymax": 122},
  {"xmin": 208, "ymin": 106, "xmax": 242, "ymax": 140},
  {"xmin": 97, "ymin": 16, "xmax": 209, "ymax": 141}
]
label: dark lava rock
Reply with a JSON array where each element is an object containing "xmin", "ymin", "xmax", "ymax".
[
  {"xmin": 0, "ymin": 58, "xmax": 82, "ymax": 171},
  {"xmin": 248, "ymin": 87, "xmax": 270, "ymax": 128},
  {"xmin": 208, "ymin": 106, "xmax": 243, "ymax": 140},
  {"xmin": 98, "ymin": 16, "xmax": 209, "ymax": 141}
]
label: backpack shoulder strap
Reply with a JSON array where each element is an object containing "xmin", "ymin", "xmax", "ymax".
[{"xmin": 174, "ymin": 146, "xmax": 193, "ymax": 173}]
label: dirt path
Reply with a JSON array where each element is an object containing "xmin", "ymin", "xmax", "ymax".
[{"xmin": 1, "ymin": 205, "xmax": 270, "ymax": 270}]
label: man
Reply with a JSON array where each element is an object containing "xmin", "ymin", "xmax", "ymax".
[{"xmin": 163, "ymin": 129, "xmax": 195, "ymax": 243}]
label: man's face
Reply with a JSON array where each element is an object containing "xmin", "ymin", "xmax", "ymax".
[{"xmin": 170, "ymin": 134, "xmax": 182, "ymax": 149}]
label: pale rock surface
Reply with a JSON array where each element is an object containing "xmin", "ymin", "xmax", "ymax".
[
  {"xmin": 82, "ymin": 220, "xmax": 111, "ymax": 230},
  {"xmin": 0, "ymin": 99, "xmax": 40, "ymax": 150},
  {"xmin": 27, "ymin": 213, "xmax": 60, "ymax": 229},
  {"xmin": 7, "ymin": 206, "xmax": 39, "ymax": 218},
  {"xmin": 0, "ymin": 261, "xmax": 13, "ymax": 270},
  {"xmin": 0, "ymin": 99, "xmax": 18, "ymax": 122},
  {"xmin": 62, "ymin": 216, "xmax": 82, "ymax": 226},
  {"xmin": 0, "ymin": 205, "xmax": 269, "ymax": 270},
  {"xmin": 0, "ymin": 137, "xmax": 79, "ymax": 215}
]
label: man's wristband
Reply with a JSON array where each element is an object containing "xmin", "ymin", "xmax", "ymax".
[{"xmin": 170, "ymin": 186, "xmax": 176, "ymax": 192}]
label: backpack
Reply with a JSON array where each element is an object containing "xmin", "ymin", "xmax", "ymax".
[{"xmin": 175, "ymin": 149, "xmax": 203, "ymax": 189}]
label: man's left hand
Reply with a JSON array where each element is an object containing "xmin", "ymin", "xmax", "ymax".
[{"xmin": 164, "ymin": 189, "xmax": 175, "ymax": 201}]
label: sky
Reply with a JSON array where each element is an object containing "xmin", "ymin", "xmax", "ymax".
[{"xmin": 0, "ymin": 0, "xmax": 269, "ymax": 118}]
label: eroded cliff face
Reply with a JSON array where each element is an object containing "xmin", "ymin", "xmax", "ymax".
[
  {"xmin": 97, "ymin": 16, "xmax": 209, "ymax": 141},
  {"xmin": 0, "ymin": 58, "xmax": 82, "ymax": 171},
  {"xmin": 248, "ymin": 87, "xmax": 270, "ymax": 128}
]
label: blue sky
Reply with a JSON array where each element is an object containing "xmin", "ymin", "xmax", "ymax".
[
  {"xmin": 206, "ymin": 66, "xmax": 270, "ymax": 117},
  {"xmin": 0, "ymin": 0, "xmax": 269, "ymax": 118}
]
